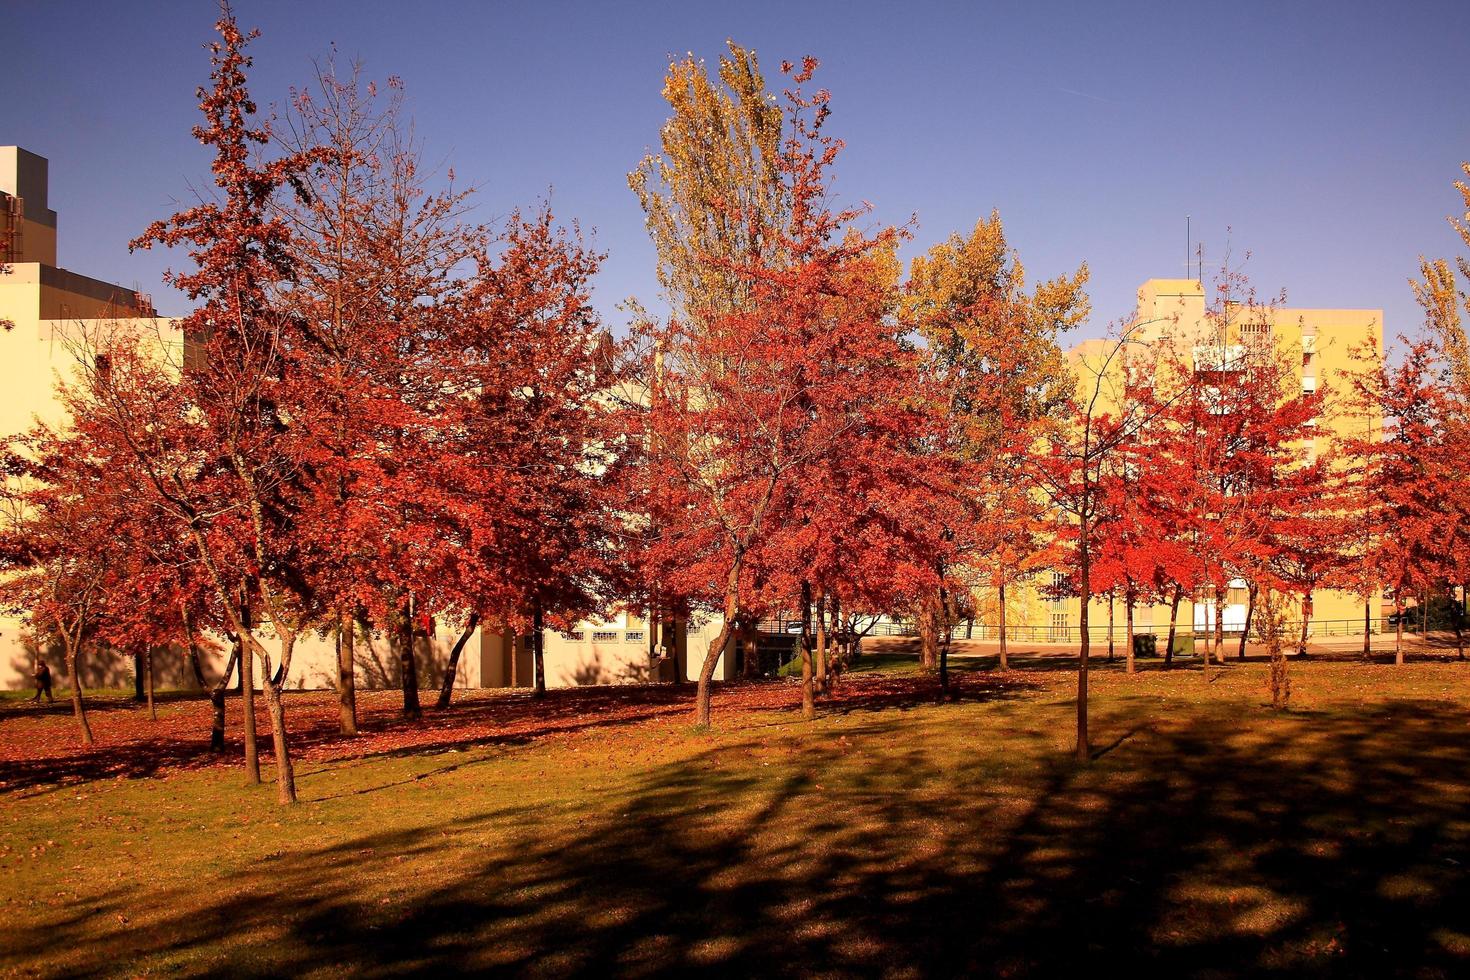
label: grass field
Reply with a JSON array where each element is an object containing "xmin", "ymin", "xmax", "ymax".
[{"xmin": 2, "ymin": 648, "xmax": 1469, "ymax": 977}]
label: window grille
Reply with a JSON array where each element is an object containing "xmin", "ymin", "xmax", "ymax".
[{"xmin": 592, "ymin": 631, "xmax": 619, "ymax": 642}]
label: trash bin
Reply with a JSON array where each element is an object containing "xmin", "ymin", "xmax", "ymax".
[
  {"xmin": 1133, "ymin": 633, "xmax": 1158, "ymax": 658},
  {"xmin": 1169, "ymin": 634, "xmax": 1195, "ymax": 658}
]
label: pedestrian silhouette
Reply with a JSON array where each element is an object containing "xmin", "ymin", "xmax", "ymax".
[{"xmin": 31, "ymin": 658, "xmax": 54, "ymax": 704}]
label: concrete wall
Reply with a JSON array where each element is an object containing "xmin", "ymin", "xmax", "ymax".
[
  {"xmin": 1, "ymin": 618, "xmax": 490, "ymax": 695},
  {"xmin": 2, "ymin": 609, "xmax": 744, "ymax": 694},
  {"xmin": 0, "ymin": 146, "xmax": 59, "ymax": 267},
  {"xmin": 474, "ymin": 612, "xmax": 735, "ymax": 691}
]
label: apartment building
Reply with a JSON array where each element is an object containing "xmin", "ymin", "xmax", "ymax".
[{"xmin": 989, "ymin": 277, "xmax": 1383, "ymax": 646}]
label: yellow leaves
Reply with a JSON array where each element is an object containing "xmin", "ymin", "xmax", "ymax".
[
  {"xmin": 1031, "ymin": 261, "xmax": 1092, "ymax": 332},
  {"xmin": 1411, "ymin": 256, "xmax": 1470, "ymax": 392},
  {"xmin": 632, "ymin": 42, "xmax": 787, "ymax": 320}
]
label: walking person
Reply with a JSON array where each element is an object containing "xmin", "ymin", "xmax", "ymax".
[{"xmin": 31, "ymin": 657, "xmax": 55, "ymax": 704}]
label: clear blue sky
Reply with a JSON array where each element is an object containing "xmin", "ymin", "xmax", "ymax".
[{"xmin": 7, "ymin": 0, "xmax": 1470, "ymax": 340}]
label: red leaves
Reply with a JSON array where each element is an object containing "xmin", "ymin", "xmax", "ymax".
[
  {"xmin": 1339, "ymin": 338, "xmax": 1466, "ymax": 607},
  {"xmin": 629, "ymin": 59, "xmax": 928, "ymax": 645}
]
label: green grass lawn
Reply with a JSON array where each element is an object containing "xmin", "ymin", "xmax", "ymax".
[{"xmin": 2, "ymin": 655, "xmax": 1469, "ymax": 976}]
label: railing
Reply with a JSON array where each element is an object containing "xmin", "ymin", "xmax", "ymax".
[{"xmin": 758, "ymin": 617, "xmax": 1459, "ymax": 645}]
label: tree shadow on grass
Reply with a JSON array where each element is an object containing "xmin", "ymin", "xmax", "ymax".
[{"xmin": 7, "ymin": 693, "xmax": 1470, "ymax": 976}]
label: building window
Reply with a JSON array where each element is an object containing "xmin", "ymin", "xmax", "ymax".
[
  {"xmin": 1049, "ymin": 612, "xmax": 1069, "ymax": 641},
  {"xmin": 564, "ymin": 631, "xmax": 585, "ymax": 642},
  {"xmin": 625, "ymin": 630, "xmax": 645, "ymax": 643},
  {"xmin": 592, "ymin": 631, "xmax": 620, "ymax": 643}
]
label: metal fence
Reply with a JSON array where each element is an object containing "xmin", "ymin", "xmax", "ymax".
[{"xmin": 760, "ymin": 616, "xmax": 1457, "ymax": 645}]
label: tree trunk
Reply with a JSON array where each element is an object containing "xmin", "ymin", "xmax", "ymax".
[
  {"xmin": 66, "ymin": 639, "xmax": 93, "ymax": 746},
  {"xmin": 1297, "ymin": 593, "xmax": 1312, "ymax": 658},
  {"xmin": 741, "ymin": 617, "xmax": 759, "ymax": 679},
  {"xmin": 256, "ymin": 639, "xmax": 297, "ymax": 805},
  {"xmin": 436, "ymin": 612, "xmax": 480, "ymax": 710},
  {"xmin": 1363, "ymin": 598, "xmax": 1373, "ymax": 659},
  {"xmin": 241, "ymin": 628, "xmax": 260, "ymax": 785},
  {"xmin": 399, "ymin": 597, "xmax": 421, "ymax": 719},
  {"xmin": 1238, "ymin": 582, "xmax": 1257, "ymax": 660},
  {"xmin": 181, "ymin": 606, "xmax": 207, "ymax": 690},
  {"xmin": 918, "ymin": 592, "xmax": 940, "ymax": 671},
  {"xmin": 532, "ymin": 602, "xmax": 547, "ymax": 698},
  {"xmin": 648, "ymin": 601, "xmax": 660, "ymax": 677},
  {"xmin": 998, "ymin": 582, "xmax": 1009, "ymax": 670},
  {"xmin": 815, "ymin": 588, "xmax": 828, "ymax": 696},
  {"xmin": 799, "ymin": 580, "xmax": 816, "ymax": 721},
  {"xmin": 1108, "ymin": 590, "xmax": 1116, "ymax": 663},
  {"xmin": 1201, "ymin": 590, "xmax": 1212, "ymax": 686},
  {"xmin": 1213, "ymin": 586, "xmax": 1226, "ymax": 665},
  {"xmin": 1265, "ymin": 591, "xmax": 1290, "ymax": 709},
  {"xmin": 338, "ymin": 608, "xmax": 358, "ymax": 734},
  {"xmin": 938, "ymin": 584, "xmax": 951, "ymax": 698},
  {"xmin": 1454, "ymin": 582, "xmax": 1465, "ymax": 660},
  {"xmin": 133, "ymin": 651, "xmax": 146, "ymax": 702},
  {"xmin": 1125, "ymin": 586, "xmax": 1136, "ymax": 675},
  {"xmin": 144, "ymin": 647, "xmax": 156, "ymax": 721},
  {"xmin": 1395, "ymin": 594, "xmax": 1405, "ymax": 666},
  {"xmin": 209, "ymin": 644, "xmax": 239, "ymax": 754},
  {"xmin": 1164, "ymin": 583, "xmax": 1182, "ymax": 669},
  {"xmin": 1077, "ymin": 523, "xmax": 1091, "ymax": 763},
  {"xmin": 508, "ymin": 623, "xmax": 520, "ymax": 688},
  {"xmin": 669, "ymin": 616, "xmax": 686, "ymax": 684},
  {"xmin": 829, "ymin": 593, "xmax": 844, "ymax": 682},
  {"xmin": 694, "ymin": 619, "xmax": 735, "ymax": 727}
]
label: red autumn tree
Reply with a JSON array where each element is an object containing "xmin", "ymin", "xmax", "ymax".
[
  {"xmin": 0, "ymin": 425, "xmax": 132, "ymax": 745},
  {"xmin": 272, "ymin": 58, "xmax": 492, "ymax": 724},
  {"xmin": 1145, "ymin": 269, "xmax": 1320, "ymax": 674},
  {"xmin": 124, "ymin": 9, "xmax": 323, "ymax": 803},
  {"xmin": 436, "ymin": 206, "xmax": 618, "ymax": 701},
  {"xmin": 1032, "ymin": 321, "xmax": 1151, "ymax": 761},
  {"xmin": 635, "ymin": 57, "xmax": 919, "ymax": 726},
  {"xmin": 1342, "ymin": 338, "xmax": 1459, "ymax": 664}
]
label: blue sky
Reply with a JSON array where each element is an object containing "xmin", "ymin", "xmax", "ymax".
[{"xmin": 7, "ymin": 0, "xmax": 1470, "ymax": 340}]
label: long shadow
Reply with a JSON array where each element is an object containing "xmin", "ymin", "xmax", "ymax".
[
  {"xmin": 7, "ymin": 691, "xmax": 1470, "ymax": 976},
  {"xmin": 0, "ymin": 684, "xmax": 698, "ymax": 795},
  {"xmin": 0, "ymin": 674, "xmax": 1000, "ymax": 796},
  {"xmin": 0, "ymin": 688, "xmax": 211, "ymax": 723}
]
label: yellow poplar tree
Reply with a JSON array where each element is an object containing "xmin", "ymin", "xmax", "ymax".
[
  {"xmin": 1411, "ymin": 161, "xmax": 1470, "ymax": 391},
  {"xmin": 629, "ymin": 41, "xmax": 786, "ymax": 319},
  {"xmin": 905, "ymin": 212, "xmax": 1090, "ymax": 667}
]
